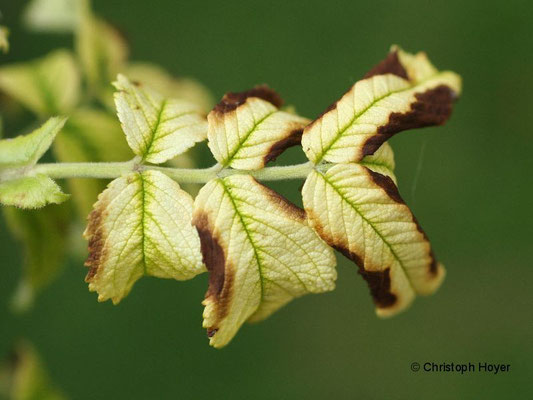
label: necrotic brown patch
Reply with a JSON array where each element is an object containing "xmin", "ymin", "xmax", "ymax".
[
  {"xmin": 213, "ymin": 85, "xmax": 283, "ymax": 114},
  {"xmin": 358, "ymin": 268, "xmax": 397, "ymax": 308},
  {"xmin": 263, "ymin": 127, "xmax": 304, "ymax": 165},
  {"xmin": 362, "ymin": 85, "xmax": 456, "ymax": 157},
  {"xmin": 331, "ymin": 244, "xmax": 396, "ymax": 308},
  {"xmin": 364, "ymin": 51, "xmax": 409, "ymax": 80},
  {"xmin": 306, "ymin": 207, "xmax": 398, "ymax": 309},
  {"xmin": 193, "ymin": 212, "xmax": 234, "ymax": 333},
  {"xmin": 366, "ymin": 169, "xmax": 405, "ymax": 204},
  {"xmin": 193, "ymin": 213, "xmax": 226, "ymax": 298},
  {"xmin": 84, "ymin": 207, "xmax": 107, "ymax": 282}
]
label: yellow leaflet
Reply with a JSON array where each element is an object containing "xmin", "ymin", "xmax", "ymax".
[
  {"xmin": 84, "ymin": 170, "xmax": 204, "ymax": 304},
  {"xmin": 193, "ymin": 174, "xmax": 336, "ymax": 348},
  {"xmin": 208, "ymin": 86, "xmax": 309, "ymax": 170},
  {"xmin": 114, "ymin": 74, "xmax": 207, "ymax": 164},
  {"xmin": 302, "ymin": 163, "xmax": 445, "ymax": 317}
]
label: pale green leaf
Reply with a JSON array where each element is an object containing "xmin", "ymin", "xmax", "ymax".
[
  {"xmin": 394, "ymin": 45, "xmax": 439, "ymax": 83},
  {"xmin": 193, "ymin": 174, "xmax": 336, "ymax": 348},
  {"xmin": 0, "ymin": 117, "xmax": 67, "ymax": 168},
  {"xmin": 113, "ymin": 74, "xmax": 207, "ymax": 164},
  {"xmin": 125, "ymin": 63, "xmax": 214, "ymax": 113},
  {"xmin": 302, "ymin": 48, "xmax": 461, "ymax": 164},
  {"xmin": 84, "ymin": 170, "xmax": 204, "ymax": 304},
  {"xmin": 0, "ymin": 341, "xmax": 66, "ymax": 400},
  {"xmin": 0, "ymin": 50, "xmax": 80, "ymax": 116},
  {"xmin": 23, "ymin": 0, "xmax": 84, "ymax": 32},
  {"xmin": 0, "ymin": 26, "xmax": 9, "ymax": 53},
  {"xmin": 359, "ymin": 142, "xmax": 396, "ymax": 183},
  {"xmin": 302, "ymin": 163, "xmax": 445, "ymax": 317},
  {"xmin": 53, "ymin": 108, "xmax": 133, "ymax": 217},
  {"xmin": 3, "ymin": 205, "xmax": 69, "ymax": 312},
  {"xmin": 208, "ymin": 86, "xmax": 310, "ymax": 170},
  {"xmin": 76, "ymin": 9, "xmax": 128, "ymax": 93},
  {"xmin": 0, "ymin": 175, "xmax": 69, "ymax": 209}
]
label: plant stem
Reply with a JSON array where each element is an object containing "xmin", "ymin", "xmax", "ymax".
[
  {"xmin": 4, "ymin": 160, "xmax": 317, "ymax": 184},
  {"xmin": 33, "ymin": 161, "xmax": 135, "ymax": 179}
]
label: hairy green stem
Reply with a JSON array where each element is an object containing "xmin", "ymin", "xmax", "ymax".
[{"xmin": 3, "ymin": 160, "xmax": 318, "ymax": 184}]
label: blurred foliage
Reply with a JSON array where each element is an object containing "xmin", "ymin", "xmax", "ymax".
[
  {"xmin": 0, "ymin": 341, "xmax": 66, "ymax": 400},
  {"xmin": 3, "ymin": 205, "xmax": 70, "ymax": 313}
]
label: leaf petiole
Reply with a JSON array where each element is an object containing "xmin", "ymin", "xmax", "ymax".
[{"xmin": 2, "ymin": 160, "xmax": 318, "ymax": 184}]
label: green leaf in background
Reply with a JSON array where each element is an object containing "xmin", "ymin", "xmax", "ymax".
[
  {"xmin": 0, "ymin": 341, "xmax": 67, "ymax": 399},
  {"xmin": 76, "ymin": 4, "xmax": 128, "ymax": 95},
  {"xmin": 0, "ymin": 117, "xmax": 66, "ymax": 168},
  {"xmin": 23, "ymin": 0, "xmax": 83, "ymax": 33},
  {"xmin": 125, "ymin": 63, "xmax": 214, "ymax": 114},
  {"xmin": 3, "ymin": 205, "xmax": 69, "ymax": 312},
  {"xmin": 0, "ymin": 51, "xmax": 80, "ymax": 117},
  {"xmin": 207, "ymin": 86, "xmax": 309, "ymax": 170},
  {"xmin": 0, "ymin": 175, "xmax": 69, "ymax": 209},
  {"xmin": 52, "ymin": 108, "xmax": 133, "ymax": 217},
  {"xmin": 0, "ymin": 25, "xmax": 9, "ymax": 53},
  {"xmin": 193, "ymin": 174, "xmax": 336, "ymax": 348},
  {"xmin": 113, "ymin": 74, "xmax": 207, "ymax": 164},
  {"xmin": 84, "ymin": 170, "xmax": 204, "ymax": 304}
]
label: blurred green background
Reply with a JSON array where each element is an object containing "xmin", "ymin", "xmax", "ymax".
[{"xmin": 1, "ymin": 0, "xmax": 532, "ymax": 398}]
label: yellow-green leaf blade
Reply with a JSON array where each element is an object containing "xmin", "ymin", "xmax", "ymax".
[
  {"xmin": 0, "ymin": 117, "xmax": 67, "ymax": 168},
  {"xmin": 193, "ymin": 175, "xmax": 336, "ymax": 348},
  {"xmin": 113, "ymin": 74, "xmax": 207, "ymax": 164},
  {"xmin": 302, "ymin": 48, "xmax": 461, "ymax": 164},
  {"xmin": 302, "ymin": 163, "xmax": 445, "ymax": 317},
  {"xmin": 0, "ymin": 175, "xmax": 69, "ymax": 209},
  {"xmin": 0, "ymin": 50, "xmax": 80, "ymax": 116},
  {"xmin": 207, "ymin": 86, "xmax": 310, "ymax": 170},
  {"xmin": 84, "ymin": 170, "xmax": 204, "ymax": 304}
]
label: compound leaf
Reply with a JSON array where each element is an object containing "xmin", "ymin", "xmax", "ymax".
[
  {"xmin": 0, "ymin": 50, "xmax": 80, "ymax": 116},
  {"xmin": 0, "ymin": 175, "xmax": 69, "ymax": 209},
  {"xmin": 113, "ymin": 74, "xmax": 207, "ymax": 164},
  {"xmin": 302, "ymin": 47, "xmax": 461, "ymax": 164},
  {"xmin": 193, "ymin": 174, "xmax": 336, "ymax": 348},
  {"xmin": 53, "ymin": 108, "xmax": 132, "ymax": 217},
  {"xmin": 302, "ymin": 163, "xmax": 445, "ymax": 317},
  {"xmin": 207, "ymin": 86, "xmax": 309, "ymax": 170},
  {"xmin": 0, "ymin": 117, "xmax": 66, "ymax": 168},
  {"xmin": 3, "ymin": 205, "xmax": 69, "ymax": 311},
  {"xmin": 84, "ymin": 170, "xmax": 204, "ymax": 304}
]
